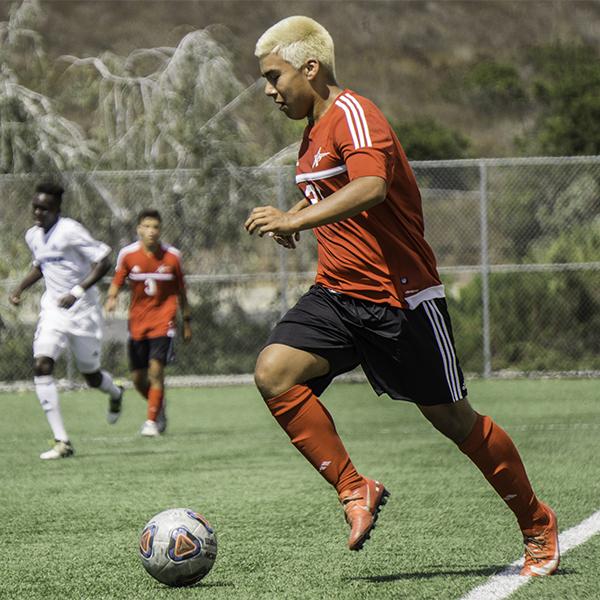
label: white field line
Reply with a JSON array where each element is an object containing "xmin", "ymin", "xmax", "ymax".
[{"xmin": 459, "ymin": 509, "xmax": 600, "ymax": 600}]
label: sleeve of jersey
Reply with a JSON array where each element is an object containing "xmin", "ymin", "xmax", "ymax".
[
  {"xmin": 333, "ymin": 101, "xmax": 394, "ymax": 183},
  {"xmin": 24, "ymin": 230, "xmax": 40, "ymax": 267},
  {"xmin": 112, "ymin": 250, "xmax": 129, "ymax": 287},
  {"xmin": 70, "ymin": 222, "xmax": 111, "ymax": 263}
]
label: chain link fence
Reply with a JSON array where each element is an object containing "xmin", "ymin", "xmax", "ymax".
[{"xmin": 1, "ymin": 156, "xmax": 599, "ymax": 387}]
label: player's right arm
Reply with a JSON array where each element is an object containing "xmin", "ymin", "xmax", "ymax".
[
  {"xmin": 104, "ymin": 282, "xmax": 121, "ymax": 313},
  {"xmin": 104, "ymin": 247, "xmax": 130, "ymax": 313},
  {"xmin": 9, "ymin": 265, "xmax": 43, "ymax": 306}
]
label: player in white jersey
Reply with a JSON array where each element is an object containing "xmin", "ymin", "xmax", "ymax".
[{"xmin": 9, "ymin": 182, "xmax": 124, "ymax": 460}]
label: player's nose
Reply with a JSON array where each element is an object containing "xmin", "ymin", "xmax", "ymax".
[{"xmin": 264, "ymin": 81, "xmax": 277, "ymax": 96}]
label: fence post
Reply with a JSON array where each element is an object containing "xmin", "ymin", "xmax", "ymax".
[
  {"xmin": 479, "ymin": 161, "xmax": 492, "ymax": 378},
  {"xmin": 276, "ymin": 168, "xmax": 289, "ymax": 317}
]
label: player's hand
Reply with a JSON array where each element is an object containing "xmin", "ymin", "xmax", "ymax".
[
  {"xmin": 8, "ymin": 290, "xmax": 22, "ymax": 306},
  {"xmin": 183, "ymin": 321, "xmax": 192, "ymax": 343},
  {"xmin": 57, "ymin": 293, "xmax": 77, "ymax": 309},
  {"xmin": 273, "ymin": 232, "xmax": 301, "ymax": 249},
  {"xmin": 244, "ymin": 206, "xmax": 299, "ymax": 237},
  {"xmin": 104, "ymin": 296, "xmax": 117, "ymax": 314}
]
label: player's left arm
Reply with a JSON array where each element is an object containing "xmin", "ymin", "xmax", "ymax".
[
  {"xmin": 245, "ymin": 176, "xmax": 386, "ymax": 237},
  {"xmin": 174, "ymin": 256, "xmax": 192, "ymax": 343},
  {"xmin": 179, "ymin": 288, "xmax": 192, "ymax": 343}
]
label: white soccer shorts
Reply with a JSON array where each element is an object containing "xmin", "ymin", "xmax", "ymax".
[{"xmin": 33, "ymin": 309, "xmax": 104, "ymax": 373}]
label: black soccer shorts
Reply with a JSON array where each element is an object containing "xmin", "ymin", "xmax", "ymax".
[
  {"xmin": 265, "ymin": 284, "xmax": 467, "ymax": 405},
  {"xmin": 128, "ymin": 336, "xmax": 175, "ymax": 371}
]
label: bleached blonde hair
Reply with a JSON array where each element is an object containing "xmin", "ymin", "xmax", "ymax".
[{"xmin": 255, "ymin": 16, "xmax": 336, "ymax": 78}]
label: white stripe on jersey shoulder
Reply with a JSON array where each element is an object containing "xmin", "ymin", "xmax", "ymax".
[
  {"xmin": 116, "ymin": 241, "xmax": 141, "ymax": 268},
  {"xmin": 334, "ymin": 92, "xmax": 372, "ymax": 149},
  {"xmin": 163, "ymin": 243, "xmax": 181, "ymax": 258},
  {"xmin": 117, "ymin": 241, "xmax": 141, "ymax": 258},
  {"xmin": 295, "ymin": 165, "xmax": 348, "ymax": 184}
]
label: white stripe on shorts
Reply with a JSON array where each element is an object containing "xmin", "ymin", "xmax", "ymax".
[{"xmin": 422, "ymin": 300, "xmax": 462, "ymax": 402}]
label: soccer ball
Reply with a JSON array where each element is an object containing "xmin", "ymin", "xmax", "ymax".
[{"xmin": 139, "ymin": 508, "xmax": 217, "ymax": 587}]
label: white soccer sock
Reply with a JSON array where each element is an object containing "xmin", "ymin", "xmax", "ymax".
[
  {"xmin": 98, "ymin": 370, "xmax": 121, "ymax": 399},
  {"xmin": 34, "ymin": 375, "xmax": 69, "ymax": 442}
]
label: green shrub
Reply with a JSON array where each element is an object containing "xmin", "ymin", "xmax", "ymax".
[{"xmin": 393, "ymin": 117, "xmax": 471, "ymax": 160}]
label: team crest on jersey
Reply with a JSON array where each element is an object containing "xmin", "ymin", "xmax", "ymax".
[
  {"xmin": 157, "ymin": 265, "xmax": 172, "ymax": 273},
  {"xmin": 131, "ymin": 265, "xmax": 141, "ymax": 273},
  {"xmin": 312, "ymin": 146, "xmax": 330, "ymax": 168}
]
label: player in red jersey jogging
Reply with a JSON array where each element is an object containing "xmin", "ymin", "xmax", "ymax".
[
  {"xmin": 245, "ymin": 16, "xmax": 559, "ymax": 575},
  {"xmin": 105, "ymin": 209, "xmax": 191, "ymax": 437}
]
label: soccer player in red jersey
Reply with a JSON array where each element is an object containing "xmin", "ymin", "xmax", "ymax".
[
  {"xmin": 105, "ymin": 209, "xmax": 191, "ymax": 437},
  {"xmin": 245, "ymin": 16, "xmax": 559, "ymax": 574}
]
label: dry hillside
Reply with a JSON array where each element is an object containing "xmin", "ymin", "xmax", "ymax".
[{"xmin": 2, "ymin": 0, "xmax": 600, "ymax": 155}]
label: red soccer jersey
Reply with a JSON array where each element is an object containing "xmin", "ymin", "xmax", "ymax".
[
  {"xmin": 295, "ymin": 89, "xmax": 443, "ymax": 309},
  {"xmin": 112, "ymin": 241, "xmax": 186, "ymax": 340}
]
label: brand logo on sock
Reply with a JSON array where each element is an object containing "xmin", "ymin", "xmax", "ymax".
[
  {"xmin": 319, "ymin": 460, "xmax": 331, "ymax": 472},
  {"xmin": 504, "ymin": 493, "xmax": 517, "ymax": 501}
]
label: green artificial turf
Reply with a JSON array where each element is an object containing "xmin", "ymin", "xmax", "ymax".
[{"xmin": 0, "ymin": 379, "xmax": 598, "ymax": 599}]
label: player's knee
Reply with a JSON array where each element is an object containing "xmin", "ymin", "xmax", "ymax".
[
  {"xmin": 147, "ymin": 361, "xmax": 164, "ymax": 386},
  {"xmin": 147, "ymin": 371, "xmax": 163, "ymax": 388},
  {"xmin": 254, "ymin": 351, "xmax": 290, "ymax": 399},
  {"xmin": 33, "ymin": 357, "xmax": 54, "ymax": 377},
  {"xmin": 83, "ymin": 370, "xmax": 102, "ymax": 388},
  {"xmin": 131, "ymin": 371, "xmax": 149, "ymax": 394},
  {"xmin": 134, "ymin": 380, "xmax": 149, "ymax": 396},
  {"xmin": 419, "ymin": 398, "xmax": 477, "ymax": 444}
]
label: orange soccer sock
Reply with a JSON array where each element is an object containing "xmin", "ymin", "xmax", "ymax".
[
  {"xmin": 266, "ymin": 384, "xmax": 363, "ymax": 494},
  {"xmin": 459, "ymin": 413, "xmax": 547, "ymax": 531},
  {"xmin": 147, "ymin": 387, "xmax": 163, "ymax": 422}
]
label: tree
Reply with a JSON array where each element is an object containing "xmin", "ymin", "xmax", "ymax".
[
  {"xmin": 524, "ymin": 44, "xmax": 600, "ymax": 156},
  {"xmin": 462, "ymin": 59, "xmax": 527, "ymax": 113},
  {"xmin": 0, "ymin": 0, "xmax": 96, "ymax": 174}
]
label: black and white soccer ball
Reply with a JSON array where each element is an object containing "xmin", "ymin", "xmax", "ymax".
[{"xmin": 139, "ymin": 508, "xmax": 217, "ymax": 587}]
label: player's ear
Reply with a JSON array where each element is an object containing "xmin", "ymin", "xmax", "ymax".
[{"xmin": 304, "ymin": 59, "xmax": 320, "ymax": 81}]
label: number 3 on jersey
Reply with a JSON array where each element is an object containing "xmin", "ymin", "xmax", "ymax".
[
  {"xmin": 304, "ymin": 184, "xmax": 323, "ymax": 205},
  {"xmin": 144, "ymin": 277, "xmax": 157, "ymax": 296}
]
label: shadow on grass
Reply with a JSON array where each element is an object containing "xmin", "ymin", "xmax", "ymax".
[
  {"xmin": 345, "ymin": 564, "xmax": 574, "ymax": 583},
  {"xmin": 192, "ymin": 582, "xmax": 236, "ymax": 589},
  {"xmin": 344, "ymin": 565, "xmax": 513, "ymax": 582},
  {"xmin": 153, "ymin": 581, "xmax": 235, "ymax": 590},
  {"xmin": 77, "ymin": 449, "xmax": 181, "ymax": 458}
]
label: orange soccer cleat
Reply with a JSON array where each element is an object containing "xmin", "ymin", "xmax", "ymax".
[
  {"xmin": 339, "ymin": 477, "xmax": 390, "ymax": 551},
  {"xmin": 520, "ymin": 503, "xmax": 560, "ymax": 576}
]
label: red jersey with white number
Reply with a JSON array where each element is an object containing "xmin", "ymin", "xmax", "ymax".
[
  {"xmin": 296, "ymin": 89, "xmax": 443, "ymax": 309},
  {"xmin": 112, "ymin": 242, "xmax": 186, "ymax": 339}
]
